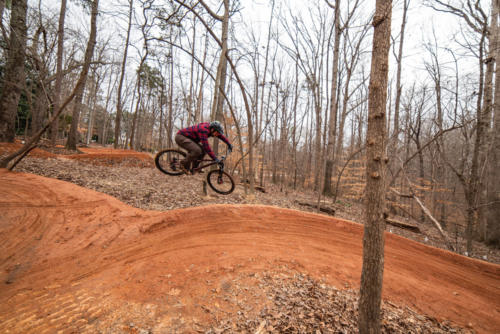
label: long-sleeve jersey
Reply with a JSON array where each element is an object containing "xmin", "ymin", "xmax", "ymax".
[{"xmin": 177, "ymin": 122, "xmax": 231, "ymax": 160}]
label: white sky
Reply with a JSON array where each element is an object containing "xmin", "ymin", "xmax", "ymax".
[{"xmin": 30, "ymin": 0, "xmax": 482, "ymax": 99}]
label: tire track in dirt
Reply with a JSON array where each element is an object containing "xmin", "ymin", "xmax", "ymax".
[{"xmin": 0, "ymin": 169, "xmax": 499, "ymax": 333}]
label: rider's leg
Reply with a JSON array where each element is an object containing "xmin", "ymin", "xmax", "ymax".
[
  {"xmin": 192, "ymin": 149, "xmax": 205, "ymax": 169},
  {"xmin": 191, "ymin": 150, "xmax": 206, "ymax": 174},
  {"xmin": 175, "ymin": 134, "xmax": 202, "ymax": 171}
]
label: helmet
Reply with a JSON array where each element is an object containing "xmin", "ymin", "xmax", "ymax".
[{"xmin": 209, "ymin": 120, "xmax": 224, "ymax": 135}]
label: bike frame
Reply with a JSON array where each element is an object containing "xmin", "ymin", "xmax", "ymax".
[{"xmin": 192, "ymin": 157, "xmax": 226, "ymax": 173}]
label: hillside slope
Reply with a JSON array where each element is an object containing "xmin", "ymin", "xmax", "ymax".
[{"xmin": 0, "ymin": 169, "xmax": 499, "ymax": 333}]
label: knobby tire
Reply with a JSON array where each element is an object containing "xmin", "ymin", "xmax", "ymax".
[
  {"xmin": 155, "ymin": 149, "xmax": 186, "ymax": 176},
  {"xmin": 207, "ymin": 170, "xmax": 235, "ymax": 195}
]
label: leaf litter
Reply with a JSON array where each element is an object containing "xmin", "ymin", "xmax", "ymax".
[{"xmin": 12, "ymin": 156, "xmax": 493, "ymax": 333}]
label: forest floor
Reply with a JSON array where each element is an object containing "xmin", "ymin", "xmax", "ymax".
[{"xmin": 1, "ymin": 142, "xmax": 499, "ymax": 333}]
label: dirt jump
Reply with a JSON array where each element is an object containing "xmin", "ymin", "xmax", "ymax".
[{"xmin": 0, "ymin": 159, "xmax": 499, "ymax": 332}]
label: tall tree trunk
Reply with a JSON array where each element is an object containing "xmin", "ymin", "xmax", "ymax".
[
  {"xmin": 485, "ymin": 0, "xmax": 500, "ymax": 246},
  {"xmin": 312, "ymin": 82, "xmax": 323, "ymax": 191},
  {"xmin": 292, "ymin": 63, "xmax": 300, "ymax": 190},
  {"xmin": 324, "ymin": 0, "xmax": 341, "ymax": 195},
  {"xmin": 66, "ymin": 0, "xmax": 101, "ymax": 150},
  {"xmin": 66, "ymin": 70, "xmax": 90, "ymax": 149},
  {"xmin": 478, "ymin": 0, "xmax": 498, "ymax": 240},
  {"xmin": 255, "ymin": 0, "xmax": 275, "ymax": 189},
  {"xmin": 85, "ymin": 72, "xmax": 96, "ymax": 144},
  {"xmin": 130, "ymin": 73, "xmax": 144, "ymax": 150},
  {"xmin": 114, "ymin": 0, "xmax": 133, "ymax": 148},
  {"xmin": 1, "ymin": 0, "xmax": 99, "ymax": 168},
  {"xmin": 272, "ymin": 82, "xmax": 280, "ymax": 184},
  {"xmin": 167, "ymin": 42, "xmax": 174, "ymax": 148},
  {"xmin": 158, "ymin": 79, "xmax": 165, "ymax": 149},
  {"xmin": 208, "ymin": 0, "xmax": 229, "ymax": 157},
  {"xmin": 100, "ymin": 70, "xmax": 117, "ymax": 145},
  {"xmin": 387, "ymin": 0, "xmax": 408, "ymax": 215},
  {"xmin": 195, "ymin": 33, "xmax": 208, "ymax": 123},
  {"xmin": 391, "ymin": 0, "xmax": 408, "ymax": 152},
  {"xmin": 0, "ymin": 0, "xmax": 28, "ymax": 142},
  {"xmin": 51, "ymin": 0, "xmax": 67, "ymax": 146},
  {"xmin": 358, "ymin": 1, "xmax": 392, "ymax": 332},
  {"xmin": 188, "ymin": 17, "xmax": 196, "ymax": 125},
  {"xmin": 466, "ymin": 30, "xmax": 487, "ymax": 253}
]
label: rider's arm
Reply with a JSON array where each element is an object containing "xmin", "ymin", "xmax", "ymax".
[
  {"xmin": 200, "ymin": 136, "xmax": 218, "ymax": 161},
  {"xmin": 217, "ymin": 133, "xmax": 232, "ymax": 148}
]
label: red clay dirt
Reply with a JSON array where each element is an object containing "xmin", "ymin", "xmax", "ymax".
[
  {"xmin": 0, "ymin": 167, "xmax": 499, "ymax": 333},
  {"xmin": 0, "ymin": 142, "xmax": 154, "ymax": 167}
]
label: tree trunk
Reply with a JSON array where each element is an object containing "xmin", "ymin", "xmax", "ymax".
[
  {"xmin": 130, "ymin": 71, "xmax": 143, "ymax": 150},
  {"xmin": 50, "ymin": 0, "xmax": 67, "ymax": 146},
  {"xmin": 467, "ymin": 29, "xmax": 487, "ymax": 253},
  {"xmin": 208, "ymin": 0, "xmax": 229, "ymax": 157},
  {"xmin": 0, "ymin": 0, "xmax": 28, "ymax": 142},
  {"xmin": 324, "ymin": 0, "xmax": 341, "ymax": 196},
  {"xmin": 66, "ymin": 2, "xmax": 104, "ymax": 151},
  {"xmin": 66, "ymin": 72, "xmax": 90, "ymax": 149},
  {"xmin": 358, "ymin": 1, "xmax": 392, "ymax": 333},
  {"xmin": 195, "ymin": 33, "xmax": 208, "ymax": 124},
  {"xmin": 114, "ymin": 0, "xmax": 133, "ymax": 148},
  {"xmin": 478, "ymin": 0, "xmax": 498, "ymax": 240},
  {"xmin": 167, "ymin": 46, "xmax": 174, "ymax": 148},
  {"xmin": 391, "ymin": 0, "xmax": 408, "ymax": 152},
  {"xmin": 313, "ymin": 93, "xmax": 322, "ymax": 191},
  {"xmin": 485, "ymin": 0, "xmax": 500, "ymax": 246},
  {"xmin": 1, "ymin": 0, "xmax": 99, "ymax": 168},
  {"xmin": 86, "ymin": 70, "xmax": 100, "ymax": 145},
  {"xmin": 158, "ymin": 79, "xmax": 165, "ymax": 150},
  {"xmin": 100, "ymin": 70, "xmax": 117, "ymax": 145}
]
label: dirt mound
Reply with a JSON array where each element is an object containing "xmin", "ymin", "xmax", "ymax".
[
  {"xmin": 68, "ymin": 147, "xmax": 154, "ymax": 167},
  {"xmin": 0, "ymin": 169, "xmax": 499, "ymax": 333},
  {"xmin": 0, "ymin": 143, "xmax": 153, "ymax": 167},
  {"xmin": 0, "ymin": 142, "xmax": 58, "ymax": 159}
]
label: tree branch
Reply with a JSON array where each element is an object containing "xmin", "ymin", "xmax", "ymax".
[{"xmin": 389, "ymin": 124, "xmax": 465, "ymax": 187}]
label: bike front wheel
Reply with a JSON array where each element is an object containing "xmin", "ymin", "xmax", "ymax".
[
  {"xmin": 155, "ymin": 149, "xmax": 186, "ymax": 176},
  {"xmin": 207, "ymin": 170, "xmax": 235, "ymax": 195}
]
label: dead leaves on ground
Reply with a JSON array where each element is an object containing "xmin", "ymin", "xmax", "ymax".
[{"xmin": 204, "ymin": 266, "xmax": 472, "ymax": 333}]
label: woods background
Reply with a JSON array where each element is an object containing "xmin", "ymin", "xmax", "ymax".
[{"xmin": 0, "ymin": 0, "xmax": 499, "ymax": 254}]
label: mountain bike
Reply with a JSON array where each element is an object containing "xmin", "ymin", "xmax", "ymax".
[{"xmin": 154, "ymin": 148, "xmax": 235, "ymax": 195}]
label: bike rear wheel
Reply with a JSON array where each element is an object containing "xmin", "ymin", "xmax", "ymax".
[
  {"xmin": 207, "ymin": 170, "xmax": 235, "ymax": 195},
  {"xmin": 155, "ymin": 149, "xmax": 186, "ymax": 176}
]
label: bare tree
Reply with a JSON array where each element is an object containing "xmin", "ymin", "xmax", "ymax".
[
  {"xmin": 175, "ymin": 0, "xmax": 255, "ymax": 194},
  {"xmin": 358, "ymin": 0, "xmax": 392, "ymax": 332},
  {"xmin": 202, "ymin": 0, "xmax": 230, "ymax": 157},
  {"xmin": 390, "ymin": 0, "xmax": 409, "ymax": 152},
  {"xmin": 478, "ymin": 0, "xmax": 498, "ymax": 239},
  {"xmin": 0, "ymin": 0, "xmax": 28, "ymax": 142},
  {"xmin": 50, "ymin": 0, "xmax": 67, "ymax": 146},
  {"xmin": 130, "ymin": 0, "xmax": 153, "ymax": 150},
  {"xmin": 280, "ymin": 3, "xmax": 330, "ymax": 191},
  {"xmin": 485, "ymin": 0, "xmax": 500, "ymax": 246},
  {"xmin": 427, "ymin": 0, "xmax": 491, "ymax": 254},
  {"xmin": 1, "ymin": 0, "xmax": 99, "ymax": 168},
  {"xmin": 114, "ymin": 0, "xmax": 134, "ymax": 149},
  {"xmin": 323, "ymin": 0, "xmax": 342, "ymax": 195}
]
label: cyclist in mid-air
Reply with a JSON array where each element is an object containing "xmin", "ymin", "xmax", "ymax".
[{"xmin": 175, "ymin": 120, "xmax": 233, "ymax": 175}]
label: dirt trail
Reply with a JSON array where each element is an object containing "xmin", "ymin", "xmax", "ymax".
[{"xmin": 0, "ymin": 169, "xmax": 499, "ymax": 333}]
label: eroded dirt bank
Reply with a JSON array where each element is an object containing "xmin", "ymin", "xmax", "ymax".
[{"xmin": 0, "ymin": 169, "xmax": 499, "ymax": 333}]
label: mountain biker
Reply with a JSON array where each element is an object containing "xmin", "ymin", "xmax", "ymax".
[{"xmin": 175, "ymin": 120, "xmax": 233, "ymax": 174}]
